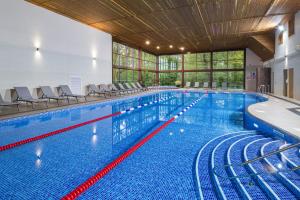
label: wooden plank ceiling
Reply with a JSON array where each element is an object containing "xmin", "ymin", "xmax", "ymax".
[{"xmin": 27, "ymin": 0, "xmax": 300, "ymax": 60}]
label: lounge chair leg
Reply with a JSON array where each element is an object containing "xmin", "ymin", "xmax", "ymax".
[{"xmin": 17, "ymin": 104, "xmax": 20, "ymax": 111}]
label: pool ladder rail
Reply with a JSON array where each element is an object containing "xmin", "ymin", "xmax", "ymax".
[
  {"xmin": 212, "ymin": 142, "xmax": 300, "ymax": 180},
  {"xmin": 257, "ymin": 84, "xmax": 270, "ymax": 94}
]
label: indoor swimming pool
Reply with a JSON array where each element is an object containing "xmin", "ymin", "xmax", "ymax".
[{"xmin": 1, "ymin": 91, "xmax": 296, "ymax": 199}]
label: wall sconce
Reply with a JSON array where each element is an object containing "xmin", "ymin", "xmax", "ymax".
[
  {"xmin": 35, "ymin": 46, "xmax": 41, "ymax": 59},
  {"xmin": 92, "ymin": 57, "xmax": 97, "ymax": 68}
]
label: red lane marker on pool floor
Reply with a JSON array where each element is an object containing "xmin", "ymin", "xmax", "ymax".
[
  {"xmin": 62, "ymin": 117, "xmax": 175, "ymax": 200},
  {"xmin": 62, "ymin": 96, "xmax": 205, "ymax": 199},
  {"xmin": 0, "ymin": 112, "xmax": 121, "ymax": 152}
]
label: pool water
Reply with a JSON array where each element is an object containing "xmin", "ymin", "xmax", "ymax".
[{"xmin": 0, "ymin": 91, "xmax": 265, "ymax": 199}]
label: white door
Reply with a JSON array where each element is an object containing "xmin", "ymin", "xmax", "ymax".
[{"xmin": 70, "ymin": 76, "xmax": 82, "ymax": 94}]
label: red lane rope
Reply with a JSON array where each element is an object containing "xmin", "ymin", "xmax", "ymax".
[
  {"xmin": 0, "ymin": 112, "xmax": 121, "ymax": 152},
  {"xmin": 0, "ymin": 95, "xmax": 175, "ymax": 152},
  {"xmin": 62, "ymin": 117, "xmax": 175, "ymax": 200}
]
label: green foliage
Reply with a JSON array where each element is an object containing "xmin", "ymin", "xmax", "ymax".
[{"xmin": 113, "ymin": 41, "xmax": 245, "ymax": 89}]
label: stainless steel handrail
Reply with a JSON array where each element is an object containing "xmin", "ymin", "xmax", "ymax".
[
  {"xmin": 213, "ymin": 142, "xmax": 300, "ymax": 179},
  {"xmin": 257, "ymin": 84, "xmax": 271, "ymax": 94}
]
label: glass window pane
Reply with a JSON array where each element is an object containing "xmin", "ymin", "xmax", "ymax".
[
  {"xmin": 159, "ymin": 55, "xmax": 181, "ymax": 71},
  {"xmin": 113, "ymin": 68, "xmax": 119, "ymax": 83},
  {"xmin": 213, "ymin": 60, "xmax": 228, "ymax": 69},
  {"xmin": 228, "ymin": 71, "xmax": 244, "ymax": 88},
  {"xmin": 184, "ymin": 72, "xmax": 210, "ymax": 85},
  {"xmin": 228, "ymin": 60, "xmax": 243, "ymax": 69},
  {"xmin": 127, "ymin": 70, "xmax": 133, "ymax": 82},
  {"xmin": 213, "ymin": 72, "xmax": 228, "ymax": 88},
  {"xmin": 197, "ymin": 72, "xmax": 210, "ymax": 83},
  {"xmin": 197, "ymin": 53, "xmax": 211, "ymax": 62},
  {"xmin": 228, "ymin": 51, "xmax": 244, "ymax": 60},
  {"xmin": 197, "ymin": 61, "xmax": 210, "ymax": 69},
  {"xmin": 119, "ymin": 69, "xmax": 127, "ymax": 82},
  {"xmin": 213, "ymin": 51, "xmax": 227, "ymax": 60},
  {"xmin": 159, "ymin": 72, "xmax": 181, "ymax": 86},
  {"xmin": 133, "ymin": 70, "xmax": 138, "ymax": 82}
]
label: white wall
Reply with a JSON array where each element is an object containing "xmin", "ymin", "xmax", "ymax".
[
  {"xmin": 264, "ymin": 11, "xmax": 300, "ymax": 100},
  {"xmin": 245, "ymin": 48, "xmax": 263, "ymax": 91},
  {"xmin": 0, "ymin": 0, "xmax": 112, "ymax": 99}
]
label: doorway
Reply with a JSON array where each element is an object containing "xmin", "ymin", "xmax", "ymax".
[{"xmin": 283, "ymin": 68, "xmax": 294, "ymax": 98}]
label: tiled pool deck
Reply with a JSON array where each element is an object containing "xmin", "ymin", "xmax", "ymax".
[
  {"xmin": 0, "ymin": 90, "xmax": 161, "ymax": 120},
  {"xmin": 248, "ymin": 94, "xmax": 300, "ymax": 140}
]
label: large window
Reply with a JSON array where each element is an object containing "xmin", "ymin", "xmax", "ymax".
[
  {"xmin": 159, "ymin": 72, "xmax": 182, "ymax": 86},
  {"xmin": 113, "ymin": 42, "xmax": 156, "ymax": 86},
  {"xmin": 212, "ymin": 50, "xmax": 244, "ymax": 88},
  {"xmin": 158, "ymin": 55, "xmax": 182, "ymax": 85},
  {"xmin": 184, "ymin": 53, "xmax": 210, "ymax": 70},
  {"xmin": 184, "ymin": 72, "xmax": 210, "ymax": 83},
  {"xmin": 158, "ymin": 50, "xmax": 244, "ymax": 88},
  {"xmin": 113, "ymin": 43, "xmax": 245, "ymax": 88},
  {"xmin": 141, "ymin": 52, "xmax": 156, "ymax": 86},
  {"xmin": 159, "ymin": 55, "xmax": 182, "ymax": 71}
]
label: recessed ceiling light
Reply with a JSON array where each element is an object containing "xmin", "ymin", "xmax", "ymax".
[
  {"xmin": 145, "ymin": 40, "xmax": 150, "ymax": 45},
  {"xmin": 180, "ymin": 47, "xmax": 185, "ymax": 51},
  {"xmin": 156, "ymin": 46, "xmax": 160, "ymax": 50},
  {"xmin": 169, "ymin": 45, "xmax": 173, "ymax": 48},
  {"xmin": 278, "ymin": 25, "xmax": 284, "ymax": 31}
]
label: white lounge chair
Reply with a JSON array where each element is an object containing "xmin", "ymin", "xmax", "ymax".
[
  {"xmin": 14, "ymin": 87, "xmax": 48, "ymax": 108},
  {"xmin": 119, "ymin": 83, "xmax": 134, "ymax": 94},
  {"xmin": 203, "ymin": 82, "xmax": 209, "ymax": 89},
  {"xmin": 111, "ymin": 83, "xmax": 127, "ymax": 95},
  {"xmin": 136, "ymin": 82, "xmax": 149, "ymax": 91},
  {"xmin": 87, "ymin": 84, "xmax": 110, "ymax": 98},
  {"xmin": 58, "ymin": 85, "xmax": 86, "ymax": 103},
  {"xmin": 212, "ymin": 82, "xmax": 217, "ymax": 90},
  {"xmin": 0, "ymin": 93, "xmax": 19, "ymax": 111},
  {"xmin": 39, "ymin": 86, "xmax": 67, "ymax": 105},
  {"xmin": 185, "ymin": 82, "xmax": 191, "ymax": 88},
  {"xmin": 124, "ymin": 83, "xmax": 139, "ymax": 93},
  {"xmin": 99, "ymin": 84, "xmax": 119, "ymax": 96},
  {"xmin": 222, "ymin": 82, "xmax": 228, "ymax": 90}
]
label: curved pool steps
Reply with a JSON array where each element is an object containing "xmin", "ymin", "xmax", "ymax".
[
  {"xmin": 226, "ymin": 135, "xmax": 268, "ymax": 200},
  {"xmin": 280, "ymin": 144, "xmax": 300, "ymax": 171},
  {"xmin": 244, "ymin": 138, "xmax": 297, "ymax": 199},
  {"xmin": 197, "ymin": 131, "xmax": 300, "ymax": 200},
  {"xmin": 195, "ymin": 131, "xmax": 256, "ymax": 200},
  {"xmin": 211, "ymin": 133, "xmax": 254, "ymax": 200},
  {"xmin": 261, "ymin": 141, "xmax": 300, "ymax": 198}
]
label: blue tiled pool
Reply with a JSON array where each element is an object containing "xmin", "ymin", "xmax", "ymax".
[{"xmin": 0, "ymin": 91, "xmax": 268, "ymax": 199}]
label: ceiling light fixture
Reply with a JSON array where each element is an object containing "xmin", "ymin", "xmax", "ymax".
[
  {"xmin": 145, "ymin": 40, "xmax": 150, "ymax": 45},
  {"xmin": 278, "ymin": 25, "xmax": 284, "ymax": 32},
  {"xmin": 180, "ymin": 47, "xmax": 185, "ymax": 51},
  {"xmin": 169, "ymin": 45, "xmax": 173, "ymax": 48},
  {"xmin": 156, "ymin": 46, "xmax": 160, "ymax": 50}
]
